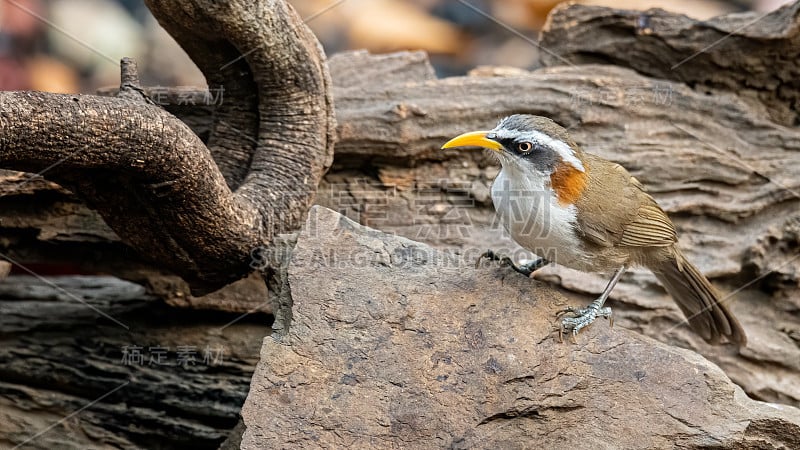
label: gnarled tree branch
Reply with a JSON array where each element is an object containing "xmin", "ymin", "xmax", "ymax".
[{"xmin": 0, "ymin": 0, "xmax": 335, "ymax": 294}]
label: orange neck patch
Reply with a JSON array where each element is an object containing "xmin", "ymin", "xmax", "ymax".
[{"xmin": 550, "ymin": 161, "xmax": 588, "ymax": 206}]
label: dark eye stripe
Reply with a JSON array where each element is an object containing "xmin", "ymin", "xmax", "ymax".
[{"xmin": 498, "ymin": 138, "xmax": 516, "ymax": 149}]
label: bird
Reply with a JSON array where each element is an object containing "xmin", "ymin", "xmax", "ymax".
[{"xmin": 441, "ymin": 114, "xmax": 746, "ymax": 346}]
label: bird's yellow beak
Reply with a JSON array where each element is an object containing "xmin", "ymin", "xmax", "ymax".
[{"xmin": 441, "ymin": 131, "xmax": 502, "ymax": 151}]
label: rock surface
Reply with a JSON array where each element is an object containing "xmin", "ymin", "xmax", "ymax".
[{"xmin": 240, "ymin": 207, "xmax": 800, "ymax": 449}]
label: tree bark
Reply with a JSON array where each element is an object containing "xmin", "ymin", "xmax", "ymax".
[
  {"xmin": 0, "ymin": 0, "xmax": 335, "ymax": 295},
  {"xmin": 539, "ymin": 1, "xmax": 800, "ymax": 127},
  {"xmin": 0, "ymin": 275, "xmax": 267, "ymax": 450}
]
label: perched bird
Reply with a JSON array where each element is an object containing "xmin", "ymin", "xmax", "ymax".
[{"xmin": 442, "ymin": 114, "xmax": 746, "ymax": 345}]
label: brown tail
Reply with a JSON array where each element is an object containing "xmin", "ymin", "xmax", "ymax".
[{"xmin": 651, "ymin": 249, "xmax": 746, "ymax": 346}]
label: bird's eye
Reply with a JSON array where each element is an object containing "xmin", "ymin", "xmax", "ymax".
[{"xmin": 517, "ymin": 141, "xmax": 533, "ymax": 153}]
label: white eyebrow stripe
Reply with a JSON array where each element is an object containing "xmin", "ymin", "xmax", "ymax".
[{"xmin": 494, "ymin": 129, "xmax": 585, "ymax": 172}]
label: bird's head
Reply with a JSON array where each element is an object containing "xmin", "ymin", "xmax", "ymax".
[{"xmin": 441, "ymin": 114, "xmax": 588, "ymax": 205}]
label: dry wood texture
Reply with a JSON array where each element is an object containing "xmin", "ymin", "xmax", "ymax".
[
  {"xmin": 540, "ymin": 2, "xmax": 800, "ymax": 127},
  {"xmin": 0, "ymin": 0, "xmax": 335, "ymax": 295},
  {"xmin": 0, "ymin": 276, "xmax": 267, "ymax": 450}
]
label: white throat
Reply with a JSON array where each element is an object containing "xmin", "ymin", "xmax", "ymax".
[{"xmin": 490, "ymin": 163, "xmax": 583, "ymax": 265}]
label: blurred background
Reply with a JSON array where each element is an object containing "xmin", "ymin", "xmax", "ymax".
[{"xmin": 0, "ymin": 0, "xmax": 793, "ymax": 93}]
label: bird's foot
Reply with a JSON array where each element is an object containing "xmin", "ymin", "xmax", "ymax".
[
  {"xmin": 475, "ymin": 250, "xmax": 548, "ymax": 277},
  {"xmin": 557, "ymin": 300, "xmax": 613, "ymax": 342}
]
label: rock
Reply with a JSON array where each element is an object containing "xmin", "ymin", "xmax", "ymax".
[
  {"xmin": 150, "ymin": 272, "xmax": 272, "ymax": 314},
  {"xmin": 239, "ymin": 206, "xmax": 800, "ymax": 448}
]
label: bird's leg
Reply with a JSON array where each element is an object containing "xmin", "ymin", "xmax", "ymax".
[
  {"xmin": 559, "ymin": 265, "xmax": 626, "ymax": 339},
  {"xmin": 476, "ymin": 250, "xmax": 549, "ymax": 277}
]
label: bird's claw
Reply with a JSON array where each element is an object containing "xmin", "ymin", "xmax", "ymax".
[
  {"xmin": 475, "ymin": 250, "xmax": 547, "ymax": 277},
  {"xmin": 558, "ymin": 303, "xmax": 612, "ymax": 343},
  {"xmin": 556, "ymin": 306, "xmax": 587, "ymax": 318},
  {"xmin": 475, "ymin": 250, "xmax": 510, "ymax": 269}
]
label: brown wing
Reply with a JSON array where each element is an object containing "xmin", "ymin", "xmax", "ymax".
[{"xmin": 575, "ymin": 154, "xmax": 677, "ymax": 248}]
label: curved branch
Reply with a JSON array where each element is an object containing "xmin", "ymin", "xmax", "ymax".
[
  {"xmin": 0, "ymin": 91, "xmax": 261, "ymax": 293},
  {"xmin": 0, "ymin": 0, "xmax": 335, "ymax": 294},
  {"xmin": 144, "ymin": 0, "xmax": 336, "ymax": 215}
]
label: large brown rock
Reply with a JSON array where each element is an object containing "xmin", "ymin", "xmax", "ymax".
[{"xmin": 240, "ymin": 206, "xmax": 800, "ymax": 449}]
